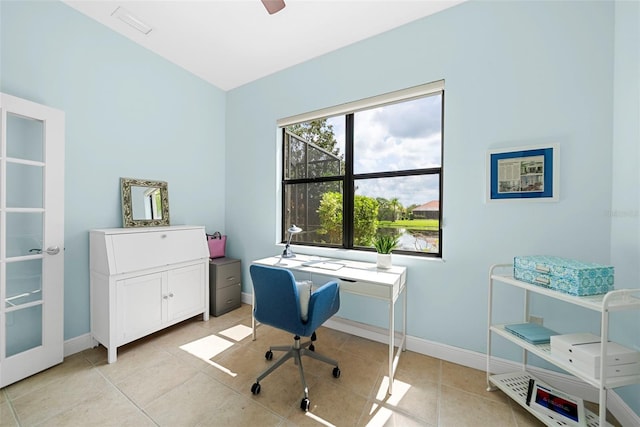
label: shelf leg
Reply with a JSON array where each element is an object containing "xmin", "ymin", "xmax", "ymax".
[
  {"xmin": 599, "ymin": 305, "xmax": 609, "ymax": 426},
  {"xmin": 486, "ymin": 271, "xmax": 494, "ymax": 390}
]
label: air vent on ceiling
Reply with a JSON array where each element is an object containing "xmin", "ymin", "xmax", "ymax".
[{"xmin": 112, "ymin": 6, "xmax": 153, "ymax": 35}]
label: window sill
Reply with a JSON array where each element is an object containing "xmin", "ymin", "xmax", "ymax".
[{"xmin": 276, "ymin": 243, "xmax": 445, "ymax": 264}]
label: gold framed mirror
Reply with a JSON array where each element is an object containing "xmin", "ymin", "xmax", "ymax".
[{"xmin": 120, "ymin": 177, "xmax": 170, "ymax": 227}]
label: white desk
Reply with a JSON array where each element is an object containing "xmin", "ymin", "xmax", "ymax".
[{"xmin": 252, "ymin": 254, "xmax": 407, "ymax": 394}]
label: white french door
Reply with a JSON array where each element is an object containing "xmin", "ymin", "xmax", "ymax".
[{"xmin": 0, "ymin": 93, "xmax": 65, "ymax": 387}]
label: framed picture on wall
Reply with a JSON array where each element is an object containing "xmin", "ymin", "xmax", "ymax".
[{"xmin": 487, "ymin": 144, "xmax": 559, "ymax": 202}]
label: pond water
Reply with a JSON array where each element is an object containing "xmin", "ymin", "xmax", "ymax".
[{"xmin": 379, "ymin": 227, "xmax": 439, "ymax": 253}]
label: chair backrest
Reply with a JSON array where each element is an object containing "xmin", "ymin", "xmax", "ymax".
[{"xmin": 250, "ymin": 264, "xmax": 305, "ymax": 335}]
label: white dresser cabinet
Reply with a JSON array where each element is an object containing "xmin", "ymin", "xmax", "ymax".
[{"xmin": 90, "ymin": 226, "xmax": 209, "ymax": 363}]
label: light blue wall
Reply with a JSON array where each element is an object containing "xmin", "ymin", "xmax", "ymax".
[
  {"xmin": 611, "ymin": 0, "xmax": 640, "ymax": 413},
  {"xmin": 225, "ymin": 0, "xmax": 639, "ymax": 415},
  {"xmin": 1, "ymin": 1, "xmax": 226, "ymax": 339}
]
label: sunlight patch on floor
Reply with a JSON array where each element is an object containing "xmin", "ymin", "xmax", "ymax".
[
  {"xmin": 219, "ymin": 324, "xmax": 253, "ymax": 342},
  {"xmin": 305, "ymin": 410, "xmax": 336, "ymax": 426},
  {"xmin": 366, "ymin": 376, "xmax": 412, "ymax": 426},
  {"xmin": 179, "ymin": 334, "xmax": 238, "ymax": 376},
  {"xmin": 365, "ymin": 406, "xmax": 396, "ymax": 427}
]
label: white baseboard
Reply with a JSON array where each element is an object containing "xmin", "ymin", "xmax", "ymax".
[
  {"xmin": 241, "ymin": 292, "xmax": 252, "ymax": 305},
  {"xmin": 323, "ymin": 316, "xmax": 640, "ymax": 427},
  {"xmin": 63, "ymin": 333, "xmax": 95, "ymax": 357}
]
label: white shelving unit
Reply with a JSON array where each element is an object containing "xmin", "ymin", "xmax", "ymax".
[{"xmin": 486, "ymin": 264, "xmax": 640, "ymax": 427}]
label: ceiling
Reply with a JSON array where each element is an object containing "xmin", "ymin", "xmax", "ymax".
[{"xmin": 63, "ymin": 0, "xmax": 464, "ymax": 91}]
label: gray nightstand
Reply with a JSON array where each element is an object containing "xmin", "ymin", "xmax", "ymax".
[{"xmin": 209, "ymin": 257, "xmax": 241, "ymax": 316}]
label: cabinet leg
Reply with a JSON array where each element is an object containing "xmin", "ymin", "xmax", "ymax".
[{"xmin": 107, "ymin": 347, "xmax": 117, "ymax": 364}]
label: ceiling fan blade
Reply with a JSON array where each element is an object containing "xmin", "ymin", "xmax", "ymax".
[{"xmin": 261, "ymin": 0, "xmax": 286, "ymax": 15}]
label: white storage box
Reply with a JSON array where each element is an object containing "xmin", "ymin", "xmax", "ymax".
[
  {"xmin": 571, "ymin": 357, "xmax": 640, "ymax": 379},
  {"xmin": 551, "ymin": 333, "xmax": 600, "ymax": 359},
  {"xmin": 551, "ymin": 333, "xmax": 640, "ymax": 379}
]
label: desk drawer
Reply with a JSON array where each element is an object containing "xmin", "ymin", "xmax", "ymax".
[
  {"xmin": 111, "ymin": 228, "xmax": 205, "ymax": 274},
  {"xmin": 336, "ymin": 278, "xmax": 390, "ymax": 299}
]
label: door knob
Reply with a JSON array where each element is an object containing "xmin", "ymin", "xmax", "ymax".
[{"xmin": 45, "ymin": 246, "xmax": 60, "ymax": 255}]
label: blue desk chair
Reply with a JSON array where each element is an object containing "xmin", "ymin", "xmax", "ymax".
[{"xmin": 249, "ymin": 264, "xmax": 341, "ymax": 411}]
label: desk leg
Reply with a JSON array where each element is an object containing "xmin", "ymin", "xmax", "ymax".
[
  {"xmin": 252, "ymin": 291, "xmax": 256, "ymax": 341},
  {"xmin": 402, "ymin": 285, "xmax": 407, "ymax": 351},
  {"xmin": 387, "ymin": 285, "xmax": 408, "ymax": 395},
  {"xmin": 388, "ymin": 295, "xmax": 395, "ymax": 394}
]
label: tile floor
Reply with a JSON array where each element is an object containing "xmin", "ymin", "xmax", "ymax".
[{"xmin": 0, "ymin": 304, "xmax": 619, "ymax": 426}]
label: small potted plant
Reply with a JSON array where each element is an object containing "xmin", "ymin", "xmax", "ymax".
[{"xmin": 373, "ymin": 235, "xmax": 399, "ymax": 269}]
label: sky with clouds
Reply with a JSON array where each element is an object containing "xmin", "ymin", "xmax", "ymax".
[{"xmin": 327, "ymin": 94, "xmax": 442, "ymax": 207}]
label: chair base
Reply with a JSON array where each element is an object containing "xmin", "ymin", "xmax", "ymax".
[{"xmin": 250, "ymin": 334, "xmax": 340, "ymax": 411}]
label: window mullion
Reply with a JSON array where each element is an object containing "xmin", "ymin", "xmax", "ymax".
[{"xmin": 344, "ymin": 114, "xmax": 354, "ymax": 249}]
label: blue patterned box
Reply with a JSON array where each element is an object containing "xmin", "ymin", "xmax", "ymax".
[{"xmin": 514, "ymin": 256, "xmax": 614, "ymax": 296}]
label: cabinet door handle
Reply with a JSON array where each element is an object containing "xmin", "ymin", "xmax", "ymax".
[
  {"xmin": 163, "ymin": 294, "xmax": 169, "ymax": 299},
  {"xmin": 169, "ymin": 292, "xmax": 174, "ymax": 298}
]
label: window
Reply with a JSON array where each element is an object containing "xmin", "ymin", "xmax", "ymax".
[{"xmin": 281, "ymin": 81, "xmax": 443, "ymax": 257}]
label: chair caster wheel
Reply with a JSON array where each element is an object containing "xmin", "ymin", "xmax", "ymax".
[
  {"xmin": 332, "ymin": 367, "xmax": 341, "ymax": 378},
  {"xmin": 311, "ymin": 332, "xmax": 317, "ymax": 341},
  {"xmin": 300, "ymin": 397, "xmax": 310, "ymax": 411},
  {"xmin": 265, "ymin": 350, "xmax": 273, "ymax": 360},
  {"xmin": 251, "ymin": 383, "xmax": 261, "ymax": 395},
  {"xmin": 309, "ymin": 344, "xmax": 315, "ymax": 352}
]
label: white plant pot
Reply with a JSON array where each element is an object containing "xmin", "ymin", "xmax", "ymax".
[{"xmin": 377, "ymin": 253, "xmax": 392, "ymax": 269}]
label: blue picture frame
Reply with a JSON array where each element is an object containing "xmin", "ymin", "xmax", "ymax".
[{"xmin": 487, "ymin": 145, "xmax": 558, "ymax": 201}]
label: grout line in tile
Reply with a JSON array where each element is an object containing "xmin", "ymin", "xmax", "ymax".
[
  {"xmin": 102, "ymin": 370, "xmax": 161, "ymax": 426},
  {"xmin": 2, "ymin": 389, "xmax": 20, "ymax": 427}
]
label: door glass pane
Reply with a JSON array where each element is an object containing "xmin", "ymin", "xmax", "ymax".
[
  {"xmin": 6, "ymin": 163, "xmax": 43, "ymax": 208},
  {"xmin": 7, "ymin": 113, "xmax": 44, "ymax": 162},
  {"xmin": 6, "ymin": 212, "xmax": 43, "ymax": 257},
  {"xmin": 6, "ymin": 260, "xmax": 43, "ymax": 308},
  {"xmin": 6, "ymin": 305, "xmax": 43, "ymax": 357}
]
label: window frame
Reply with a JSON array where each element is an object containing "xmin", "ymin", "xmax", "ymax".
[{"xmin": 280, "ymin": 81, "xmax": 444, "ymax": 258}]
